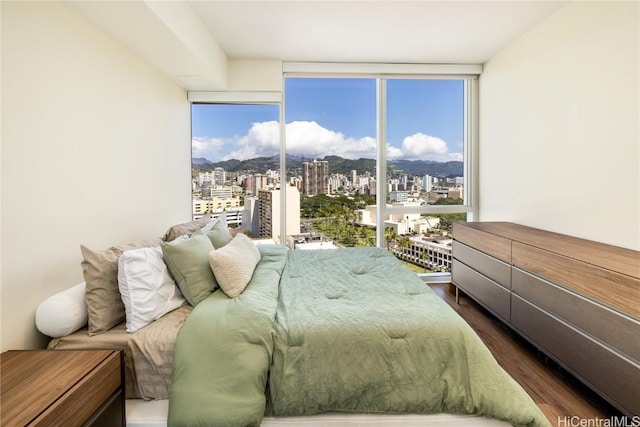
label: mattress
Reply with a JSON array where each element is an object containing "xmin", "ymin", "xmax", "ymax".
[{"xmin": 127, "ymin": 399, "xmax": 513, "ymax": 427}]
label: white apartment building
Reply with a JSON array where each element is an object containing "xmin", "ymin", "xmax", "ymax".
[
  {"xmin": 209, "ymin": 186, "xmax": 233, "ymax": 199},
  {"xmin": 197, "ymin": 172, "xmax": 210, "ymax": 186},
  {"xmin": 192, "ymin": 199, "xmax": 211, "ymax": 217},
  {"xmin": 242, "ymin": 196, "xmax": 260, "ymax": 237},
  {"xmin": 251, "ymin": 186, "xmax": 301, "ymax": 242},
  {"xmin": 389, "ymin": 191, "xmax": 408, "ymax": 203},
  {"xmin": 355, "ymin": 203, "xmax": 440, "ymax": 236},
  {"xmin": 192, "ymin": 196, "xmax": 241, "ymax": 217},
  {"xmin": 213, "ymin": 167, "xmax": 226, "ymax": 185},
  {"xmin": 392, "ymin": 237, "xmax": 453, "ymax": 272},
  {"xmin": 355, "ymin": 203, "xmax": 421, "ymax": 226},
  {"xmin": 423, "ymin": 175, "xmax": 433, "ymax": 192},
  {"xmin": 192, "ymin": 205, "xmax": 243, "ymax": 228}
]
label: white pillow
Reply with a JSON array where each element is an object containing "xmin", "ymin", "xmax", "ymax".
[
  {"xmin": 118, "ymin": 246, "xmax": 187, "ymax": 333},
  {"xmin": 36, "ymin": 282, "xmax": 88, "ymax": 338},
  {"xmin": 208, "ymin": 233, "xmax": 261, "ymax": 298}
]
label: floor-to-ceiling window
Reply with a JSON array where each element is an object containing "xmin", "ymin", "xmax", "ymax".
[
  {"xmin": 190, "ymin": 65, "xmax": 478, "ymax": 275},
  {"xmin": 191, "ymin": 102, "xmax": 280, "ymax": 239},
  {"xmin": 284, "ymin": 78, "xmax": 378, "ymax": 249},
  {"xmin": 384, "ymin": 78, "xmax": 468, "ymax": 273}
]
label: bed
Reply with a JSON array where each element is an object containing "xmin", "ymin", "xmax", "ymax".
[{"xmin": 42, "ymin": 217, "xmax": 550, "ymax": 427}]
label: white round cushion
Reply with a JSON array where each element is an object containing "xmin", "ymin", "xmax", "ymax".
[{"xmin": 36, "ymin": 282, "xmax": 88, "ymax": 338}]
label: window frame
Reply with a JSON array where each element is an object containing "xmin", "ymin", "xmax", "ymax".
[
  {"xmin": 189, "ymin": 63, "xmax": 480, "ymax": 281},
  {"xmin": 188, "ymin": 93, "xmax": 283, "ymax": 237},
  {"xmin": 282, "ymin": 68, "xmax": 479, "ymax": 258}
]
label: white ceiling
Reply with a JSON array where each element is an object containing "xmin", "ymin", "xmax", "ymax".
[
  {"xmin": 190, "ymin": 1, "xmax": 566, "ymax": 63},
  {"xmin": 68, "ymin": 0, "xmax": 568, "ymax": 91}
]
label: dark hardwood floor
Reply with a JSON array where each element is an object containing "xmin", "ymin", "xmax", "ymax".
[{"xmin": 429, "ymin": 283, "xmax": 622, "ymax": 427}]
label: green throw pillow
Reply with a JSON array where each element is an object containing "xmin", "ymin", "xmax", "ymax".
[
  {"xmin": 161, "ymin": 233, "xmax": 217, "ymax": 306},
  {"xmin": 195, "ymin": 221, "xmax": 233, "ymax": 249}
]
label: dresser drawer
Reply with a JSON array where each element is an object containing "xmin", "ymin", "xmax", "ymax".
[
  {"xmin": 452, "ymin": 259, "xmax": 511, "ymax": 322},
  {"xmin": 512, "ymin": 267, "xmax": 640, "ymax": 362},
  {"xmin": 512, "ymin": 241, "xmax": 640, "ymax": 319},
  {"xmin": 453, "ymin": 223, "xmax": 512, "ymax": 263},
  {"xmin": 453, "ymin": 241, "xmax": 511, "ymax": 289},
  {"xmin": 511, "ymin": 295, "xmax": 640, "ymax": 416}
]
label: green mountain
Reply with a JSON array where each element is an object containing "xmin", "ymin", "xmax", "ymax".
[
  {"xmin": 193, "ymin": 155, "xmax": 462, "ymax": 177},
  {"xmin": 320, "ymin": 156, "xmax": 376, "ymax": 175},
  {"xmin": 388, "ymin": 159, "xmax": 463, "ymax": 177}
]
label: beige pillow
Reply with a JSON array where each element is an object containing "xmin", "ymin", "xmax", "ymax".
[
  {"xmin": 81, "ymin": 238, "xmax": 161, "ymax": 335},
  {"xmin": 162, "ymin": 215, "xmax": 211, "ymax": 242},
  {"xmin": 208, "ymin": 234, "xmax": 261, "ymax": 298}
]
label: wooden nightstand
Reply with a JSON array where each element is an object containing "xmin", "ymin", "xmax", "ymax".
[{"xmin": 1, "ymin": 349, "xmax": 125, "ymax": 427}]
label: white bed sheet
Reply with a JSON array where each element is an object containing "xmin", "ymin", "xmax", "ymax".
[{"xmin": 126, "ymin": 400, "xmax": 513, "ymax": 427}]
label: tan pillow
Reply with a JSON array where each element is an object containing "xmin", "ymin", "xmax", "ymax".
[
  {"xmin": 81, "ymin": 238, "xmax": 160, "ymax": 335},
  {"xmin": 162, "ymin": 215, "xmax": 211, "ymax": 242},
  {"xmin": 208, "ymin": 233, "xmax": 261, "ymax": 298}
]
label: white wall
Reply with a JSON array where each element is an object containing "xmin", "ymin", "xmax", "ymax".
[
  {"xmin": 228, "ymin": 59, "xmax": 283, "ymax": 92},
  {"xmin": 1, "ymin": 2, "xmax": 192, "ymax": 350},
  {"xmin": 479, "ymin": 1, "xmax": 639, "ymax": 250}
]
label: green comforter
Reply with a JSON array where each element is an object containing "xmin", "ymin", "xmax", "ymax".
[
  {"xmin": 169, "ymin": 246, "xmax": 550, "ymax": 427},
  {"xmin": 168, "ymin": 245, "xmax": 287, "ymax": 427},
  {"xmin": 268, "ymin": 248, "xmax": 549, "ymax": 426}
]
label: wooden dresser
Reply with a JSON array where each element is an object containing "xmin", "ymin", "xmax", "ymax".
[
  {"xmin": 1, "ymin": 349, "xmax": 125, "ymax": 427},
  {"xmin": 452, "ymin": 222, "xmax": 640, "ymax": 416}
]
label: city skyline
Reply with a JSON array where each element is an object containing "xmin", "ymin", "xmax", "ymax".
[
  {"xmin": 191, "ymin": 78, "xmax": 464, "ymax": 164},
  {"xmin": 191, "ymin": 78, "xmax": 466, "ymax": 272}
]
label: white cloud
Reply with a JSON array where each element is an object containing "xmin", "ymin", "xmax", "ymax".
[
  {"xmin": 224, "ymin": 121, "xmax": 280, "ymax": 160},
  {"xmin": 192, "ymin": 121, "xmax": 462, "ymax": 162},
  {"xmin": 285, "ymin": 121, "xmax": 377, "ymax": 159},
  {"xmin": 192, "ymin": 136, "xmax": 229, "ymax": 161},
  {"xmin": 394, "ymin": 132, "xmax": 463, "ymax": 162}
]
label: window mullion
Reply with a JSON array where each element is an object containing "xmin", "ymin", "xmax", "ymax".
[
  {"xmin": 376, "ymin": 78, "xmax": 387, "ymax": 248},
  {"xmin": 279, "ymin": 89, "xmax": 287, "ymax": 244}
]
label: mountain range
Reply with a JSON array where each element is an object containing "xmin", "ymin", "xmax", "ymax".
[{"xmin": 192, "ymin": 155, "xmax": 462, "ymax": 177}]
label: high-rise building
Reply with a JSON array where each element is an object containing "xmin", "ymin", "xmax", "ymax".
[
  {"xmin": 197, "ymin": 171, "xmax": 213, "ymax": 187},
  {"xmin": 245, "ymin": 173, "xmax": 269, "ymax": 195},
  {"xmin": 423, "ymin": 175, "xmax": 432, "ymax": 192},
  {"xmin": 368, "ymin": 179, "xmax": 377, "ymax": 196},
  {"xmin": 328, "ymin": 176, "xmax": 340, "ymax": 194},
  {"xmin": 258, "ymin": 190, "xmax": 273, "ymax": 239},
  {"xmin": 257, "ymin": 186, "xmax": 301, "ymax": 241},
  {"xmin": 242, "ymin": 196, "xmax": 260, "ymax": 237},
  {"xmin": 213, "ymin": 167, "xmax": 226, "ymax": 185},
  {"xmin": 302, "ymin": 160, "xmax": 329, "ymax": 196}
]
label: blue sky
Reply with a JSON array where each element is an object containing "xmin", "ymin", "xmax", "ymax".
[{"xmin": 192, "ymin": 78, "xmax": 464, "ymax": 162}]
